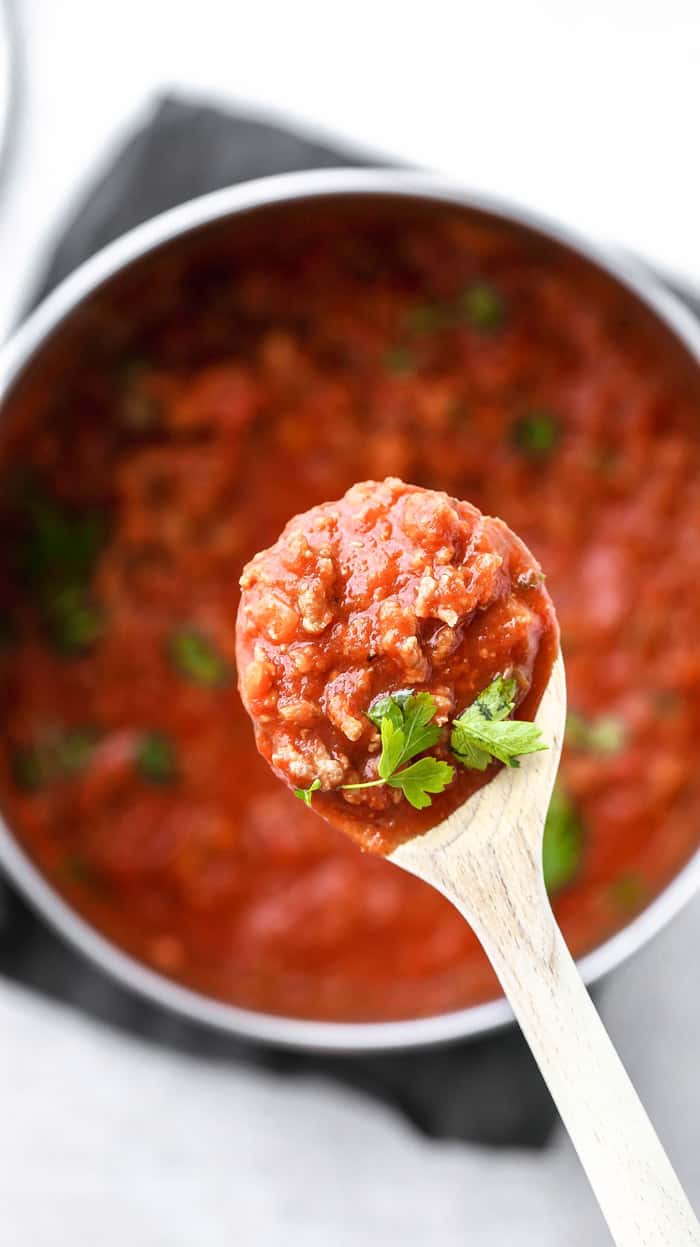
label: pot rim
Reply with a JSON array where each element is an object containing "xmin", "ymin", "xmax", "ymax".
[{"xmin": 1, "ymin": 166, "xmax": 699, "ymax": 1054}]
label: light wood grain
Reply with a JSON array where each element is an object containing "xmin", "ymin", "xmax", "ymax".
[{"xmin": 391, "ymin": 653, "xmax": 700, "ymax": 1246}]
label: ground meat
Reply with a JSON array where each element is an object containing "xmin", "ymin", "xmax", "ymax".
[{"xmin": 237, "ymin": 477, "xmax": 558, "ymax": 852}]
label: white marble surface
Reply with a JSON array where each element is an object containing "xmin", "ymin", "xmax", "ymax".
[{"xmin": 1, "ymin": 2, "xmax": 700, "ymax": 1243}]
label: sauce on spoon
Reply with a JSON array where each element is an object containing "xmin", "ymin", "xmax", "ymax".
[{"xmin": 237, "ymin": 476, "xmax": 558, "ymax": 853}]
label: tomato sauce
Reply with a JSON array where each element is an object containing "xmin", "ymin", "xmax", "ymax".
[
  {"xmin": 0, "ymin": 196, "xmax": 699, "ymax": 1022},
  {"xmin": 237, "ymin": 477, "xmax": 557, "ymax": 853}
]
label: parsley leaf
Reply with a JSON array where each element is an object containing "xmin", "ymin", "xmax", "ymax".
[
  {"xmin": 12, "ymin": 726, "xmax": 99, "ymax": 792},
  {"xmin": 404, "ymin": 303, "xmax": 446, "ymax": 335},
  {"xmin": 386, "ymin": 757, "xmax": 455, "ymax": 809},
  {"xmin": 460, "ymin": 281, "xmax": 505, "ymax": 332},
  {"xmin": 301, "ymin": 690, "xmax": 454, "ymax": 811},
  {"xmin": 369, "ymin": 691, "xmax": 443, "ymax": 794},
  {"xmin": 367, "ymin": 689, "xmax": 411, "ymax": 731},
  {"xmin": 136, "ymin": 732, "xmax": 178, "ymax": 784},
  {"xmin": 397, "ymin": 692, "xmax": 442, "ymax": 762},
  {"xmin": 294, "ymin": 778, "xmax": 321, "ymax": 806},
  {"xmin": 295, "ymin": 678, "xmax": 549, "ymax": 814},
  {"xmin": 566, "ymin": 710, "xmax": 626, "ymax": 755},
  {"xmin": 542, "ymin": 784, "xmax": 584, "ymax": 893},
  {"xmin": 451, "ymin": 675, "xmax": 547, "ymax": 770},
  {"xmin": 355, "ymin": 690, "xmax": 452, "ymax": 808},
  {"xmin": 169, "ymin": 627, "xmax": 230, "ymax": 688},
  {"xmin": 378, "ymin": 715, "xmax": 406, "ymax": 780},
  {"xmin": 369, "ymin": 690, "xmax": 441, "ymax": 760},
  {"xmin": 473, "ymin": 675, "xmax": 518, "ymax": 720},
  {"xmin": 16, "ymin": 486, "xmax": 107, "ymax": 655},
  {"xmin": 20, "ymin": 491, "xmax": 106, "ymax": 587},
  {"xmin": 44, "ymin": 583, "xmax": 104, "ymax": 654},
  {"xmin": 609, "ymin": 871, "xmax": 647, "ymax": 913},
  {"xmin": 511, "ymin": 410, "xmax": 559, "ymax": 458},
  {"xmin": 384, "ymin": 345, "xmax": 416, "ymax": 375}
]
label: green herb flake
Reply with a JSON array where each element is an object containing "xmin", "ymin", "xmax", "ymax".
[
  {"xmin": 12, "ymin": 726, "xmax": 99, "ymax": 792},
  {"xmin": 511, "ymin": 410, "xmax": 560, "ymax": 458},
  {"xmin": 385, "ymin": 756, "xmax": 454, "ymax": 809},
  {"xmin": 376, "ymin": 691, "xmax": 441, "ymax": 767},
  {"xmin": 169, "ymin": 627, "xmax": 230, "ymax": 688},
  {"xmin": 450, "ymin": 675, "xmax": 547, "ymax": 771},
  {"xmin": 56, "ymin": 727, "xmax": 100, "ymax": 777},
  {"xmin": 61, "ymin": 854, "xmax": 97, "ymax": 887},
  {"xmin": 43, "ymin": 584, "xmax": 104, "ymax": 654},
  {"xmin": 609, "ymin": 872, "xmax": 647, "ymax": 913},
  {"xmin": 384, "ymin": 345, "xmax": 416, "ymax": 375},
  {"xmin": 304, "ymin": 691, "xmax": 454, "ymax": 811},
  {"xmin": 11, "ymin": 747, "xmax": 47, "ymax": 792},
  {"xmin": 17, "ymin": 486, "xmax": 107, "ymax": 654},
  {"xmin": 566, "ymin": 711, "xmax": 627, "ymax": 755},
  {"xmin": 542, "ymin": 784, "xmax": 584, "ymax": 893},
  {"xmin": 348, "ymin": 691, "xmax": 452, "ymax": 809},
  {"xmin": 460, "ymin": 281, "xmax": 505, "ymax": 332},
  {"xmin": 403, "ymin": 304, "xmax": 446, "ymax": 335},
  {"xmin": 294, "ymin": 778, "xmax": 321, "ymax": 806},
  {"xmin": 21, "ymin": 494, "xmax": 106, "ymax": 586},
  {"xmin": 136, "ymin": 732, "xmax": 178, "ymax": 784},
  {"xmin": 367, "ymin": 688, "xmax": 412, "ymax": 731}
]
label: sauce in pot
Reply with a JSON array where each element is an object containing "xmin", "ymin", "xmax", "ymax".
[{"xmin": 0, "ymin": 197, "xmax": 699, "ymax": 1021}]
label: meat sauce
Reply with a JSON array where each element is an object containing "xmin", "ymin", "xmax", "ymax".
[
  {"xmin": 0, "ymin": 196, "xmax": 699, "ymax": 1022},
  {"xmin": 237, "ymin": 477, "xmax": 558, "ymax": 853}
]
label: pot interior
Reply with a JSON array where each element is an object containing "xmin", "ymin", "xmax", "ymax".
[{"xmin": 1, "ymin": 184, "xmax": 700, "ymax": 1046}]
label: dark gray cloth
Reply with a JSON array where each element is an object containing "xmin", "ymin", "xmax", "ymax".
[
  {"xmin": 30, "ymin": 96, "xmax": 383, "ymax": 305},
  {"xmin": 0, "ymin": 94, "xmax": 583, "ymax": 1149}
]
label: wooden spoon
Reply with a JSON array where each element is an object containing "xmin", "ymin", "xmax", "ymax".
[{"xmin": 391, "ymin": 652, "xmax": 699, "ymax": 1247}]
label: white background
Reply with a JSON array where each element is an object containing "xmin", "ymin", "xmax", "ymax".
[
  {"xmin": 1, "ymin": 0, "xmax": 700, "ymax": 335},
  {"xmin": 1, "ymin": 2, "xmax": 700, "ymax": 1244}
]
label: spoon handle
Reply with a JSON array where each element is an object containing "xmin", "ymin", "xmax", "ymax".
[
  {"xmin": 395, "ymin": 831, "xmax": 700, "ymax": 1246},
  {"xmin": 489, "ymin": 910, "xmax": 698, "ymax": 1246}
]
